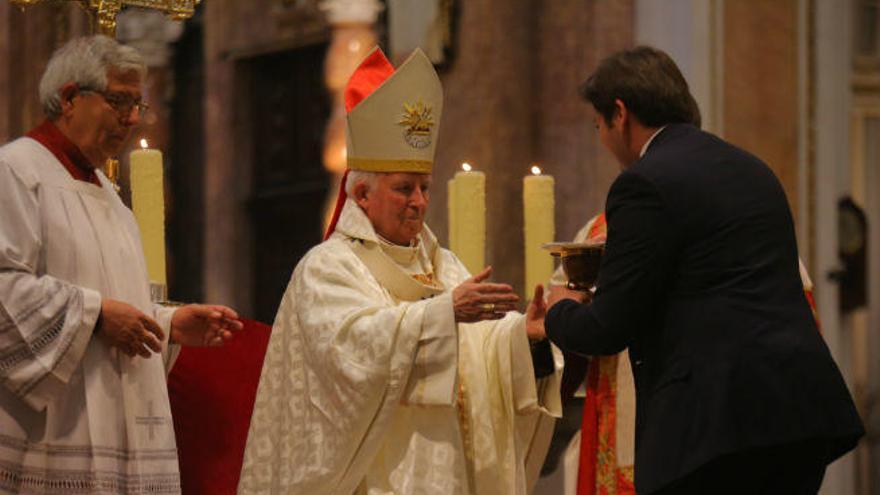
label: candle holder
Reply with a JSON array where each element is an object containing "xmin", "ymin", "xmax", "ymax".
[
  {"xmin": 543, "ymin": 241, "xmax": 605, "ymax": 292},
  {"xmin": 103, "ymin": 158, "xmax": 121, "ymax": 193},
  {"xmin": 150, "ymin": 283, "xmax": 185, "ymax": 307},
  {"xmin": 150, "ymin": 282, "xmax": 167, "ymax": 303}
]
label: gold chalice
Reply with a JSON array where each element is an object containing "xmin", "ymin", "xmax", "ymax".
[{"xmin": 543, "ymin": 241, "xmax": 605, "ymax": 292}]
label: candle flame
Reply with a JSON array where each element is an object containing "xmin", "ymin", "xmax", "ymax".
[
  {"xmin": 531, "ymin": 165, "xmax": 542, "ymax": 175},
  {"xmin": 140, "ymin": 138, "xmax": 148, "ymax": 149},
  {"xmin": 462, "ymin": 162, "xmax": 472, "ymax": 172}
]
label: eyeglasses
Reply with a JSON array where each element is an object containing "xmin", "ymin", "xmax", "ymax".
[{"xmin": 79, "ymin": 88, "xmax": 149, "ymax": 118}]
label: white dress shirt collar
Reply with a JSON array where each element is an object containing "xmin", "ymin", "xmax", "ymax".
[{"xmin": 639, "ymin": 125, "xmax": 667, "ymax": 158}]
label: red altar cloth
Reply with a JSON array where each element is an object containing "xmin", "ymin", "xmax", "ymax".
[{"xmin": 167, "ymin": 318, "xmax": 272, "ymax": 495}]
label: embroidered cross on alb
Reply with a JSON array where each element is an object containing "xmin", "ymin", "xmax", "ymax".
[{"xmin": 135, "ymin": 401, "xmax": 165, "ymax": 441}]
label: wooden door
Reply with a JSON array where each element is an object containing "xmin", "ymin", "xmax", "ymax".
[{"xmin": 244, "ymin": 43, "xmax": 330, "ymax": 323}]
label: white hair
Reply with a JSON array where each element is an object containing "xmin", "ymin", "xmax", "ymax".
[
  {"xmin": 39, "ymin": 35, "xmax": 147, "ymax": 119},
  {"xmin": 345, "ymin": 170, "xmax": 381, "ymax": 196}
]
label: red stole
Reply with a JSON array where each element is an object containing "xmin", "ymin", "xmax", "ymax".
[
  {"xmin": 575, "ymin": 213, "xmax": 636, "ymax": 495},
  {"xmin": 26, "ymin": 120, "xmax": 101, "ymax": 186}
]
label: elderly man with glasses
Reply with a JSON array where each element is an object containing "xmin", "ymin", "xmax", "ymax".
[{"xmin": 0, "ymin": 35, "xmax": 243, "ymax": 493}]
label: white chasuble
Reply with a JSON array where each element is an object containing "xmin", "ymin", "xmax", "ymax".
[
  {"xmin": 239, "ymin": 200, "xmax": 562, "ymax": 495},
  {"xmin": 0, "ymin": 138, "xmax": 180, "ymax": 494}
]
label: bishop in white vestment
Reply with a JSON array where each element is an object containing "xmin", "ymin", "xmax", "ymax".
[{"xmin": 239, "ymin": 48, "xmax": 562, "ymax": 495}]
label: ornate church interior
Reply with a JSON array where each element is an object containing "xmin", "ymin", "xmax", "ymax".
[{"xmin": 0, "ymin": 0, "xmax": 878, "ymax": 493}]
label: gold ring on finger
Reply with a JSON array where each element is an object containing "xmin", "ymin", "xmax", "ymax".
[{"xmin": 481, "ymin": 303, "xmax": 496, "ymax": 312}]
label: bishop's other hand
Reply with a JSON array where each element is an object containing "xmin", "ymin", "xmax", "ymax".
[
  {"xmin": 453, "ymin": 266, "xmax": 520, "ymax": 323},
  {"xmin": 170, "ymin": 304, "xmax": 244, "ymax": 346},
  {"xmin": 525, "ymin": 284, "xmax": 547, "ymax": 341}
]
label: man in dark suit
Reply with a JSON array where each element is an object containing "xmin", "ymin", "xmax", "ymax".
[{"xmin": 544, "ymin": 46, "xmax": 864, "ymax": 495}]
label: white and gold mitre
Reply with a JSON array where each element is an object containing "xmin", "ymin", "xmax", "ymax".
[{"xmin": 346, "ymin": 48, "xmax": 443, "ymax": 174}]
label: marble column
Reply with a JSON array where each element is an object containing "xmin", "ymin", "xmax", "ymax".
[
  {"xmin": 318, "ymin": 0, "xmax": 382, "ymax": 229},
  {"xmin": 536, "ymin": 0, "xmax": 634, "ymax": 244},
  {"xmin": 203, "ymin": 0, "xmax": 247, "ymax": 311},
  {"xmin": 429, "ymin": 0, "xmax": 535, "ymax": 292}
]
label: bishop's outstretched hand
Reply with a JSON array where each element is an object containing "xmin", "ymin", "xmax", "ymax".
[{"xmin": 453, "ymin": 266, "xmax": 520, "ymax": 323}]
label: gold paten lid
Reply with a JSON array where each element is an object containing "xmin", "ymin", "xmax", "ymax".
[{"xmin": 542, "ymin": 241, "xmax": 605, "ymax": 257}]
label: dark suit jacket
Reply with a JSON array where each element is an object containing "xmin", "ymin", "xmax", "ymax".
[{"xmin": 546, "ymin": 123, "xmax": 864, "ymax": 494}]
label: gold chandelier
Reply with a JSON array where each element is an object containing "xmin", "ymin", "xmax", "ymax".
[{"xmin": 8, "ymin": 0, "xmax": 200, "ymax": 36}]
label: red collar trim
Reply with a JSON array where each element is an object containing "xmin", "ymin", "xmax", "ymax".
[{"xmin": 26, "ymin": 120, "xmax": 100, "ymax": 186}]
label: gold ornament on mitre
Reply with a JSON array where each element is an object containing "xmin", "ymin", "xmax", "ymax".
[
  {"xmin": 398, "ymin": 99, "xmax": 434, "ymax": 149},
  {"xmin": 345, "ymin": 48, "xmax": 443, "ymax": 174}
]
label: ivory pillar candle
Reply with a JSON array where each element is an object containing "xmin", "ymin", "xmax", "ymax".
[
  {"xmin": 448, "ymin": 163, "xmax": 485, "ymax": 275},
  {"xmin": 523, "ymin": 165, "xmax": 555, "ymax": 293},
  {"xmin": 130, "ymin": 139, "xmax": 167, "ymax": 286},
  {"xmin": 447, "ymin": 175, "xmax": 458, "ymax": 253}
]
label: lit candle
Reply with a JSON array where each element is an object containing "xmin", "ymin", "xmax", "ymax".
[
  {"xmin": 447, "ymin": 162, "xmax": 486, "ymax": 275},
  {"xmin": 130, "ymin": 138, "xmax": 167, "ymax": 287},
  {"xmin": 447, "ymin": 172, "xmax": 458, "ymax": 253},
  {"xmin": 523, "ymin": 165, "xmax": 555, "ymax": 293}
]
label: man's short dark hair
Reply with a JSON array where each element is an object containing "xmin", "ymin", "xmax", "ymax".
[{"xmin": 581, "ymin": 46, "xmax": 701, "ymax": 128}]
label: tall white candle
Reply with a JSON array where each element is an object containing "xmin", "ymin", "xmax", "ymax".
[
  {"xmin": 448, "ymin": 162, "xmax": 485, "ymax": 275},
  {"xmin": 523, "ymin": 165, "xmax": 555, "ymax": 294},
  {"xmin": 130, "ymin": 139, "xmax": 167, "ymax": 286},
  {"xmin": 447, "ymin": 175, "xmax": 458, "ymax": 253}
]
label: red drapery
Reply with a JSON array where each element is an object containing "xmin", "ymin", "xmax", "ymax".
[{"xmin": 167, "ymin": 319, "xmax": 272, "ymax": 495}]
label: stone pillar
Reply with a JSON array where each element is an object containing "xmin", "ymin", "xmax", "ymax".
[
  {"xmin": 536, "ymin": 0, "xmax": 634, "ymax": 244},
  {"xmin": 203, "ymin": 0, "xmax": 248, "ymax": 311},
  {"xmin": 318, "ymin": 0, "xmax": 382, "ymax": 229},
  {"xmin": 723, "ymin": 1, "xmax": 801, "ymax": 224},
  {"xmin": 427, "ymin": 0, "xmax": 634, "ymax": 294},
  {"xmin": 814, "ymin": 0, "xmax": 857, "ymax": 493},
  {"xmin": 201, "ymin": 0, "xmax": 331, "ymax": 314},
  {"xmin": 428, "ymin": 0, "xmax": 536, "ymax": 292},
  {"xmin": 636, "ymin": 0, "xmax": 723, "ymax": 134}
]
